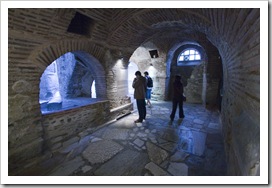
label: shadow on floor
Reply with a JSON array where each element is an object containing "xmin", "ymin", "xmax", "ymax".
[{"xmin": 23, "ymin": 101, "xmax": 228, "ymax": 176}]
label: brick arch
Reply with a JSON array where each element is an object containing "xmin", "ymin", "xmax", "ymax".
[
  {"xmin": 173, "ymin": 43, "xmax": 208, "ymax": 104},
  {"xmin": 28, "ymin": 39, "xmax": 106, "ymax": 71},
  {"xmin": 107, "ymin": 9, "xmax": 212, "ymax": 47},
  {"xmin": 165, "ymin": 40, "xmax": 222, "ymax": 106},
  {"xmin": 164, "ymin": 41, "xmax": 208, "ymax": 100},
  {"xmin": 30, "ymin": 40, "xmax": 108, "ymax": 109},
  {"xmin": 29, "ymin": 39, "xmax": 108, "ymax": 96},
  {"xmin": 72, "ymin": 51, "xmax": 107, "ymax": 99}
]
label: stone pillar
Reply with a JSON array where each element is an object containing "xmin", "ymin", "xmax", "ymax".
[{"xmin": 39, "ymin": 61, "xmax": 62, "ymax": 111}]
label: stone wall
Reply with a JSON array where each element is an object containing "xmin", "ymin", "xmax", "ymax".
[
  {"xmin": 8, "ymin": 9, "xmax": 134, "ymax": 175},
  {"xmin": 183, "ymin": 64, "xmax": 205, "ymax": 103},
  {"xmin": 104, "ymin": 49, "xmax": 133, "ymax": 108},
  {"xmin": 40, "ymin": 61, "xmax": 62, "ymax": 103},
  {"xmin": 42, "ymin": 101, "xmax": 110, "ymax": 150},
  {"xmin": 207, "ymin": 9, "xmax": 260, "ymax": 175},
  {"xmin": 129, "ymin": 42, "xmax": 167, "ymax": 100},
  {"xmin": 57, "ymin": 52, "xmax": 78, "ymax": 98},
  {"xmin": 7, "ymin": 8, "xmax": 261, "ymax": 176}
]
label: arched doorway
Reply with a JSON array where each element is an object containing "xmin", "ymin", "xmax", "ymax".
[
  {"xmin": 127, "ymin": 61, "xmax": 138, "ymax": 103},
  {"xmin": 39, "ymin": 51, "xmax": 106, "ymax": 114},
  {"xmin": 165, "ymin": 41, "xmax": 222, "ymax": 109}
]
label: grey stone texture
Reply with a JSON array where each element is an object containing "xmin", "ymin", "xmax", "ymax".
[
  {"xmin": 8, "ymin": 8, "xmax": 261, "ymax": 177},
  {"xmin": 94, "ymin": 149, "xmax": 149, "ymax": 176},
  {"xmin": 12, "ymin": 101, "xmax": 227, "ymax": 176},
  {"xmin": 82, "ymin": 140, "xmax": 124, "ymax": 164},
  {"xmin": 49, "ymin": 156, "xmax": 85, "ymax": 176},
  {"xmin": 167, "ymin": 162, "xmax": 188, "ymax": 176},
  {"xmin": 146, "ymin": 142, "xmax": 169, "ymax": 165}
]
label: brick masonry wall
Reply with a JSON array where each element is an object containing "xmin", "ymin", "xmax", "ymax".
[
  {"xmin": 206, "ymin": 9, "xmax": 260, "ymax": 175},
  {"xmin": 103, "ymin": 49, "xmax": 133, "ymax": 108},
  {"xmin": 8, "ymin": 9, "xmax": 134, "ymax": 174},
  {"xmin": 8, "ymin": 8, "xmax": 260, "ymax": 176},
  {"xmin": 129, "ymin": 42, "xmax": 167, "ymax": 101},
  {"xmin": 42, "ymin": 101, "xmax": 110, "ymax": 150}
]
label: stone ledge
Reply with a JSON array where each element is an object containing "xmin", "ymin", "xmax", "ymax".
[{"xmin": 110, "ymin": 102, "xmax": 133, "ymax": 120}]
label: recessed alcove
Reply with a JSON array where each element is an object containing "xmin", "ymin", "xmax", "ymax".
[
  {"xmin": 67, "ymin": 12, "xmax": 94, "ymax": 36},
  {"xmin": 39, "ymin": 52, "xmax": 103, "ymax": 114},
  {"xmin": 149, "ymin": 49, "xmax": 159, "ymax": 58}
]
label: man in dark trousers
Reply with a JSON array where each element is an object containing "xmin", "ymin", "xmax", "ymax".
[
  {"xmin": 132, "ymin": 71, "xmax": 147, "ymax": 123},
  {"xmin": 169, "ymin": 75, "xmax": 185, "ymax": 126}
]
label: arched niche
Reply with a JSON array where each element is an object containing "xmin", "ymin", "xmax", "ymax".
[
  {"xmin": 39, "ymin": 51, "xmax": 107, "ymax": 114},
  {"xmin": 165, "ymin": 41, "xmax": 222, "ymax": 108}
]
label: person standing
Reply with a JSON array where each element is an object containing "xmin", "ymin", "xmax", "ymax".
[
  {"xmin": 132, "ymin": 71, "xmax": 147, "ymax": 123},
  {"xmin": 144, "ymin": 71, "xmax": 153, "ymax": 108},
  {"xmin": 169, "ymin": 75, "xmax": 185, "ymax": 125}
]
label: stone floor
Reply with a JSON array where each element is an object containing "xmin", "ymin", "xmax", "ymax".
[{"xmin": 38, "ymin": 100, "xmax": 227, "ymax": 176}]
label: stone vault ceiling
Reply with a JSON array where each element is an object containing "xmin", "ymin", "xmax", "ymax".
[
  {"xmin": 73, "ymin": 8, "xmax": 230, "ymax": 50},
  {"xmin": 8, "ymin": 8, "xmax": 257, "ymax": 64}
]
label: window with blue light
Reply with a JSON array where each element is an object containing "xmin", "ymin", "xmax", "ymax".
[
  {"xmin": 177, "ymin": 48, "xmax": 201, "ymax": 66},
  {"xmin": 39, "ymin": 52, "xmax": 98, "ymax": 114}
]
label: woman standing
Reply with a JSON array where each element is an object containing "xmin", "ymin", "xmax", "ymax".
[{"xmin": 169, "ymin": 75, "xmax": 185, "ymax": 125}]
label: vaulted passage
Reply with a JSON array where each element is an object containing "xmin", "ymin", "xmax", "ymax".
[{"xmin": 6, "ymin": 3, "xmax": 266, "ymax": 180}]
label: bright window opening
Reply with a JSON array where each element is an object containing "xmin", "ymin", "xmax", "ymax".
[
  {"xmin": 39, "ymin": 52, "xmax": 98, "ymax": 114},
  {"xmin": 177, "ymin": 48, "xmax": 201, "ymax": 66}
]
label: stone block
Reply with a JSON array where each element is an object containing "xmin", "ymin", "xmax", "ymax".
[
  {"xmin": 167, "ymin": 162, "xmax": 188, "ymax": 176},
  {"xmin": 82, "ymin": 140, "xmax": 124, "ymax": 164},
  {"xmin": 146, "ymin": 141, "xmax": 169, "ymax": 165},
  {"xmin": 145, "ymin": 162, "xmax": 170, "ymax": 176}
]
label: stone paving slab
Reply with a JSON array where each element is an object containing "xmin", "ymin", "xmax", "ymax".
[
  {"xmin": 49, "ymin": 156, "xmax": 84, "ymax": 176},
  {"xmin": 167, "ymin": 162, "xmax": 188, "ymax": 176},
  {"xmin": 159, "ymin": 142, "xmax": 178, "ymax": 153},
  {"xmin": 82, "ymin": 140, "xmax": 124, "ymax": 164},
  {"xmin": 44, "ymin": 101, "xmax": 227, "ymax": 176},
  {"xmin": 101, "ymin": 128, "xmax": 130, "ymax": 140},
  {"xmin": 191, "ymin": 131, "xmax": 207, "ymax": 156},
  {"xmin": 133, "ymin": 138, "xmax": 145, "ymax": 148},
  {"xmin": 146, "ymin": 141, "xmax": 169, "ymax": 165},
  {"xmin": 170, "ymin": 150, "xmax": 190, "ymax": 162},
  {"xmin": 94, "ymin": 149, "xmax": 149, "ymax": 176},
  {"xmin": 145, "ymin": 162, "xmax": 170, "ymax": 176}
]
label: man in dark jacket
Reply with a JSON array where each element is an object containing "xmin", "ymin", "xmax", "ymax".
[
  {"xmin": 132, "ymin": 71, "xmax": 147, "ymax": 123},
  {"xmin": 170, "ymin": 75, "xmax": 185, "ymax": 125}
]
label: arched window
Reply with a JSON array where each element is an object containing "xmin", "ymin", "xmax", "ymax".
[
  {"xmin": 177, "ymin": 48, "xmax": 201, "ymax": 66},
  {"xmin": 39, "ymin": 52, "xmax": 98, "ymax": 114}
]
